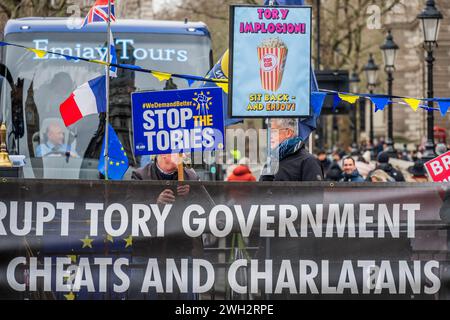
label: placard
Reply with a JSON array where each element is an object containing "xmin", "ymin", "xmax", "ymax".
[
  {"xmin": 131, "ymin": 88, "xmax": 225, "ymax": 156},
  {"xmin": 229, "ymin": 5, "xmax": 312, "ymax": 118}
]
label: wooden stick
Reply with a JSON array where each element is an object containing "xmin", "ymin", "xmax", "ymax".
[{"xmin": 178, "ymin": 153, "xmax": 184, "ymax": 182}]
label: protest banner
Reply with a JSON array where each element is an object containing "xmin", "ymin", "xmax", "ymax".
[
  {"xmin": 131, "ymin": 88, "xmax": 225, "ymax": 156},
  {"xmin": 425, "ymin": 151, "xmax": 450, "ymax": 182},
  {"xmin": 0, "ymin": 180, "xmax": 449, "ymax": 300},
  {"xmin": 229, "ymin": 5, "xmax": 312, "ymax": 118}
]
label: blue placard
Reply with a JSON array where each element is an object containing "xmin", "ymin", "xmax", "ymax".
[
  {"xmin": 131, "ymin": 88, "xmax": 225, "ymax": 156},
  {"xmin": 230, "ymin": 5, "xmax": 312, "ymax": 118}
]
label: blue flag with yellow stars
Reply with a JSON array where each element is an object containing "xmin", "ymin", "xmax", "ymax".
[{"xmin": 98, "ymin": 124, "xmax": 129, "ymax": 180}]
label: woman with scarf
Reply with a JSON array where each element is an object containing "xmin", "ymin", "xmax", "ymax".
[{"xmin": 260, "ymin": 118, "xmax": 324, "ymax": 181}]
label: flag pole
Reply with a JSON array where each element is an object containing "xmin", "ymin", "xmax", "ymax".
[{"xmin": 104, "ymin": 0, "xmax": 112, "ymax": 181}]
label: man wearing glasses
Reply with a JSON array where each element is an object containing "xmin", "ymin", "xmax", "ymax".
[{"xmin": 261, "ymin": 118, "xmax": 323, "ymax": 181}]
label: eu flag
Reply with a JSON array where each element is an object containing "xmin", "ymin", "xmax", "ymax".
[{"xmin": 98, "ymin": 124, "xmax": 129, "ymax": 180}]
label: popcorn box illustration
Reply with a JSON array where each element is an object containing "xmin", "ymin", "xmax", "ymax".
[{"xmin": 257, "ymin": 38, "xmax": 288, "ymax": 92}]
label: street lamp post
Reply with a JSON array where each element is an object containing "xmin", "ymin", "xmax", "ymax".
[
  {"xmin": 380, "ymin": 30, "xmax": 399, "ymax": 158},
  {"xmin": 349, "ymin": 71, "xmax": 360, "ymax": 147},
  {"xmin": 363, "ymin": 54, "xmax": 379, "ymax": 156},
  {"xmin": 418, "ymin": 0, "xmax": 443, "ymax": 161}
]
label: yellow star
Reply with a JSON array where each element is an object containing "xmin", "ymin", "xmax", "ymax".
[
  {"xmin": 110, "ymin": 161, "xmax": 114, "ymax": 165},
  {"xmin": 67, "ymin": 255, "xmax": 77, "ymax": 263},
  {"xmin": 124, "ymin": 235, "xmax": 133, "ymax": 248},
  {"xmin": 64, "ymin": 292, "xmax": 76, "ymax": 300},
  {"xmin": 80, "ymin": 235, "xmax": 94, "ymax": 249},
  {"xmin": 106, "ymin": 235, "xmax": 114, "ymax": 243}
]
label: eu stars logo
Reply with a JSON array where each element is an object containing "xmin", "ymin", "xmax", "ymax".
[{"xmin": 193, "ymin": 91, "xmax": 213, "ymax": 115}]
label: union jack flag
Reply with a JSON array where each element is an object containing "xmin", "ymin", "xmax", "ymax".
[{"xmin": 82, "ymin": 0, "xmax": 116, "ymax": 27}]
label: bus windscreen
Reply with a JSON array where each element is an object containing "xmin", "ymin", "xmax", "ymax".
[{"xmin": 0, "ymin": 32, "xmax": 211, "ymax": 179}]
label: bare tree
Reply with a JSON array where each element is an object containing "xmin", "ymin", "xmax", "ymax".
[
  {"xmin": 313, "ymin": 0, "xmax": 404, "ymax": 74},
  {"xmin": 157, "ymin": 0, "xmax": 259, "ymax": 60},
  {"xmin": 0, "ymin": 0, "xmax": 69, "ymax": 19},
  {"xmin": 159, "ymin": 0, "xmax": 404, "ymax": 75}
]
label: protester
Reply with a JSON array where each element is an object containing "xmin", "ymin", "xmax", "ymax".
[
  {"xmin": 260, "ymin": 118, "xmax": 323, "ymax": 181},
  {"xmin": 367, "ymin": 152, "xmax": 405, "ymax": 182},
  {"xmin": 325, "ymin": 151, "xmax": 343, "ymax": 181},
  {"xmin": 317, "ymin": 150, "xmax": 332, "ymax": 172},
  {"xmin": 400, "ymin": 144, "xmax": 411, "ymax": 161},
  {"xmin": 132, "ymin": 153, "xmax": 198, "ymax": 196},
  {"xmin": 362, "ymin": 150, "xmax": 372, "ymax": 164},
  {"xmin": 374, "ymin": 138, "xmax": 385, "ymax": 155},
  {"xmin": 227, "ymin": 157, "xmax": 256, "ymax": 182},
  {"xmin": 131, "ymin": 154, "xmax": 202, "ymax": 299},
  {"xmin": 407, "ymin": 160, "xmax": 429, "ymax": 183},
  {"xmin": 340, "ymin": 156, "xmax": 365, "ymax": 182},
  {"xmin": 368, "ymin": 169, "xmax": 395, "ymax": 182}
]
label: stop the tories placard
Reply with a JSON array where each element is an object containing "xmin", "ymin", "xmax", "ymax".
[{"xmin": 425, "ymin": 151, "xmax": 450, "ymax": 182}]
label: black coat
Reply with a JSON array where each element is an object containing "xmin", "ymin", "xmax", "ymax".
[{"xmin": 261, "ymin": 144, "xmax": 324, "ymax": 182}]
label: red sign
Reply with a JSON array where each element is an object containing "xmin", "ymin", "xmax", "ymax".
[{"xmin": 425, "ymin": 150, "xmax": 450, "ymax": 182}]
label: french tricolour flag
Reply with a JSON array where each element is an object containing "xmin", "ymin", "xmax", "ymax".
[{"xmin": 60, "ymin": 76, "xmax": 106, "ymax": 127}]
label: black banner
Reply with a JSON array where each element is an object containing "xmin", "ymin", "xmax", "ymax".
[{"xmin": 0, "ymin": 179, "xmax": 449, "ymax": 300}]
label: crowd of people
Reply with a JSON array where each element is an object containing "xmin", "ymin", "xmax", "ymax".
[
  {"xmin": 315, "ymin": 138, "xmax": 447, "ymax": 183},
  {"xmin": 133, "ymin": 118, "xmax": 444, "ymax": 184}
]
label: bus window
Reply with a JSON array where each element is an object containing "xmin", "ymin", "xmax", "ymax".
[{"xmin": 1, "ymin": 28, "xmax": 211, "ymax": 179}]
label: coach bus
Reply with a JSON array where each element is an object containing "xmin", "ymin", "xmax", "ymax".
[{"xmin": 0, "ymin": 18, "xmax": 213, "ymax": 179}]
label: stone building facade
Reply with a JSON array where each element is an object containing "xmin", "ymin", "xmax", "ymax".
[
  {"xmin": 117, "ymin": 0, "xmax": 155, "ymax": 19},
  {"xmin": 368, "ymin": 0, "xmax": 450, "ymax": 147}
]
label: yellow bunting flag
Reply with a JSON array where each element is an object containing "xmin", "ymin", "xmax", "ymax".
[
  {"xmin": 403, "ymin": 98, "xmax": 421, "ymax": 112},
  {"xmin": 338, "ymin": 93, "xmax": 359, "ymax": 104},
  {"xmin": 213, "ymin": 79, "xmax": 229, "ymax": 94},
  {"xmin": 152, "ymin": 71, "xmax": 172, "ymax": 82},
  {"xmin": 90, "ymin": 59, "xmax": 109, "ymax": 66},
  {"xmin": 27, "ymin": 48, "xmax": 47, "ymax": 59}
]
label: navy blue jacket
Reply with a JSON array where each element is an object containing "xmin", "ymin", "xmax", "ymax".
[{"xmin": 340, "ymin": 170, "xmax": 365, "ymax": 182}]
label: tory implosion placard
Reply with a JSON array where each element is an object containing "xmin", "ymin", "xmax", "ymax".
[{"xmin": 229, "ymin": 5, "xmax": 312, "ymax": 118}]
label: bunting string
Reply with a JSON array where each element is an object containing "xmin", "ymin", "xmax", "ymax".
[
  {"xmin": 0, "ymin": 40, "xmax": 228, "ymax": 85},
  {"xmin": 315, "ymin": 89, "xmax": 450, "ymax": 116}
]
